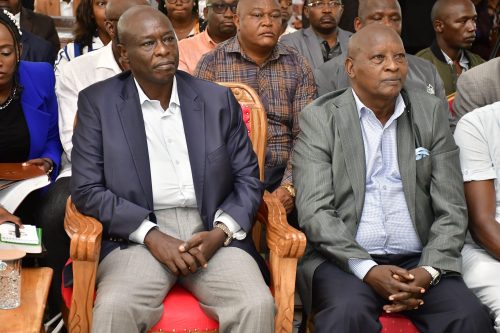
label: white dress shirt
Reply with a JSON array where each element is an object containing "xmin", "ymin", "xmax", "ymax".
[
  {"xmin": 455, "ymin": 101, "xmax": 500, "ymax": 224},
  {"xmin": 56, "ymin": 42, "xmax": 122, "ymax": 179},
  {"xmin": 348, "ymin": 90, "xmax": 422, "ymax": 279},
  {"xmin": 128, "ymin": 78, "xmax": 245, "ymax": 244},
  {"xmin": 59, "ymin": 0, "xmax": 74, "ymax": 16}
]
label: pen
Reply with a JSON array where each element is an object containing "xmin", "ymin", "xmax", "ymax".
[{"xmin": 15, "ymin": 224, "xmax": 20, "ymax": 238}]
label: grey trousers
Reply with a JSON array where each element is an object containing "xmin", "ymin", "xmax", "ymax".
[{"xmin": 92, "ymin": 207, "xmax": 275, "ymax": 333}]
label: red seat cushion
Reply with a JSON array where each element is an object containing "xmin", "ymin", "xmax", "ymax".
[
  {"xmin": 62, "ymin": 260, "xmax": 219, "ymax": 332},
  {"xmin": 150, "ymin": 284, "xmax": 219, "ymax": 332},
  {"xmin": 379, "ymin": 313, "xmax": 420, "ymax": 333}
]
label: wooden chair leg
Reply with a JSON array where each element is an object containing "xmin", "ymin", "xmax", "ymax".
[
  {"xmin": 67, "ymin": 260, "xmax": 97, "ymax": 333},
  {"xmin": 270, "ymin": 255, "xmax": 299, "ymax": 333}
]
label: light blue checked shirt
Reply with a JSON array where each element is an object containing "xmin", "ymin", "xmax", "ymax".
[{"xmin": 348, "ymin": 90, "xmax": 423, "ymax": 280}]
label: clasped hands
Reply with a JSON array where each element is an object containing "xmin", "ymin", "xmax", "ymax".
[
  {"xmin": 144, "ymin": 227, "xmax": 226, "ymax": 276},
  {"xmin": 364, "ymin": 265, "xmax": 433, "ymax": 313}
]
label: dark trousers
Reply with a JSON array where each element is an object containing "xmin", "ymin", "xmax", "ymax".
[
  {"xmin": 37, "ymin": 176, "xmax": 71, "ymax": 317},
  {"xmin": 312, "ymin": 255, "xmax": 494, "ymax": 333}
]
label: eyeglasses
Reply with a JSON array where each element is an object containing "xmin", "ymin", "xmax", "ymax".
[
  {"xmin": 166, "ymin": 0, "xmax": 190, "ymax": 4},
  {"xmin": 306, "ymin": 1, "xmax": 342, "ymax": 9},
  {"xmin": 206, "ymin": 2, "xmax": 238, "ymax": 14}
]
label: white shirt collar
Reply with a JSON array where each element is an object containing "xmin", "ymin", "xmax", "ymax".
[
  {"xmin": 352, "ymin": 88, "xmax": 405, "ymax": 124},
  {"xmin": 14, "ymin": 12, "xmax": 20, "ymax": 26},
  {"xmin": 134, "ymin": 76, "xmax": 179, "ymax": 112}
]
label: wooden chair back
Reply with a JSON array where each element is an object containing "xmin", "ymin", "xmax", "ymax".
[{"xmin": 217, "ymin": 82, "xmax": 267, "ymax": 181}]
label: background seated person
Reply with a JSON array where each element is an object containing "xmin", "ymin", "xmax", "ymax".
[
  {"xmin": 454, "ymin": 101, "xmax": 500, "ymax": 333},
  {"xmin": 0, "ymin": 8, "xmax": 61, "ymax": 203},
  {"xmin": 55, "ymin": 0, "xmax": 111, "ymax": 71}
]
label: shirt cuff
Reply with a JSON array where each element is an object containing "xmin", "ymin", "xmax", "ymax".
[
  {"xmin": 213, "ymin": 209, "xmax": 246, "ymax": 240},
  {"xmin": 128, "ymin": 220, "xmax": 157, "ymax": 244},
  {"xmin": 348, "ymin": 258, "xmax": 378, "ymax": 280}
]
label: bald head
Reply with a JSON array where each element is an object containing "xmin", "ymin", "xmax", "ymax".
[
  {"xmin": 431, "ymin": 0, "xmax": 476, "ymax": 51},
  {"xmin": 345, "ymin": 24, "xmax": 407, "ymax": 106},
  {"xmin": 105, "ymin": 0, "xmax": 149, "ymax": 21},
  {"xmin": 355, "ymin": 0, "xmax": 402, "ymax": 35},
  {"xmin": 236, "ymin": 0, "xmax": 279, "ymax": 15},
  {"xmin": 348, "ymin": 24, "xmax": 403, "ymax": 59},
  {"xmin": 431, "ymin": 0, "xmax": 475, "ymax": 21},
  {"xmin": 118, "ymin": 5, "xmax": 171, "ymax": 45}
]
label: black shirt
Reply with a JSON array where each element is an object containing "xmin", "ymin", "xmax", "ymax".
[{"xmin": 0, "ymin": 97, "xmax": 30, "ymax": 162}]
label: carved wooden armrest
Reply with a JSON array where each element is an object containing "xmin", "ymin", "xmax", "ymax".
[
  {"xmin": 64, "ymin": 197, "xmax": 103, "ymax": 262},
  {"xmin": 258, "ymin": 191, "xmax": 306, "ymax": 333},
  {"xmin": 64, "ymin": 197, "xmax": 103, "ymax": 333},
  {"xmin": 258, "ymin": 191, "xmax": 306, "ymax": 259}
]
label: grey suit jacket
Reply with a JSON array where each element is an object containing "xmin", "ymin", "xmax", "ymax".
[
  {"xmin": 453, "ymin": 57, "xmax": 500, "ymax": 121},
  {"xmin": 314, "ymin": 52, "xmax": 447, "ymax": 103},
  {"xmin": 280, "ymin": 27, "xmax": 352, "ymax": 69},
  {"xmin": 293, "ymin": 88, "xmax": 467, "ymax": 313}
]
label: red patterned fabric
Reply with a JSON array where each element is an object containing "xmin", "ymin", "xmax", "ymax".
[
  {"xmin": 379, "ymin": 313, "xmax": 420, "ymax": 333},
  {"xmin": 241, "ymin": 105, "xmax": 251, "ymax": 134}
]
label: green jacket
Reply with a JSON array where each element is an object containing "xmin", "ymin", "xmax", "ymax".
[{"xmin": 417, "ymin": 41, "xmax": 485, "ymax": 95}]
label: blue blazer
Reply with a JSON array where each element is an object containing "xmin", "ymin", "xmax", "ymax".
[
  {"xmin": 18, "ymin": 61, "xmax": 62, "ymax": 180},
  {"xmin": 71, "ymin": 70, "xmax": 267, "ymax": 279}
]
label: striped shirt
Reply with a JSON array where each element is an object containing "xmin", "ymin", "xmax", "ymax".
[
  {"xmin": 348, "ymin": 90, "xmax": 423, "ymax": 279},
  {"xmin": 194, "ymin": 36, "xmax": 317, "ymax": 186}
]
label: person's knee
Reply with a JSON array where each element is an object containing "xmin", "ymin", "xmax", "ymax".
[
  {"xmin": 94, "ymin": 291, "xmax": 135, "ymax": 317},
  {"xmin": 450, "ymin": 298, "xmax": 494, "ymax": 331},
  {"xmin": 244, "ymin": 288, "xmax": 275, "ymax": 316}
]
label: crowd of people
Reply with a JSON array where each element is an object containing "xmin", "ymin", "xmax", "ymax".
[{"xmin": 0, "ymin": 0, "xmax": 499, "ymax": 332}]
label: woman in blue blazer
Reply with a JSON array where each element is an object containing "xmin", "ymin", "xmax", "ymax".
[{"xmin": 0, "ymin": 9, "xmax": 61, "ymax": 224}]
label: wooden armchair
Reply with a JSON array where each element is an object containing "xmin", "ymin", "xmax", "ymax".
[{"xmin": 63, "ymin": 82, "xmax": 306, "ymax": 333}]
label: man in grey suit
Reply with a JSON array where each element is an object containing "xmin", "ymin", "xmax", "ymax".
[
  {"xmin": 314, "ymin": 0, "xmax": 446, "ymax": 105},
  {"xmin": 71, "ymin": 6, "xmax": 274, "ymax": 332},
  {"xmin": 453, "ymin": 57, "xmax": 500, "ymax": 121},
  {"xmin": 280, "ymin": 0, "xmax": 352, "ymax": 69},
  {"xmin": 293, "ymin": 24, "xmax": 493, "ymax": 333}
]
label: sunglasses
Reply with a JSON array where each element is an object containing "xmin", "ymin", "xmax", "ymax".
[{"xmin": 206, "ymin": 2, "xmax": 238, "ymax": 14}]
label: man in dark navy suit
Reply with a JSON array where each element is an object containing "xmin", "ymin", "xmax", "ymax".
[{"xmin": 71, "ymin": 5, "xmax": 274, "ymax": 333}]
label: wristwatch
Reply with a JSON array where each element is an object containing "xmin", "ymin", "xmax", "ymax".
[
  {"xmin": 421, "ymin": 266, "xmax": 441, "ymax": 286},
  {"xmin": 281, "ymin": 184, "xmax": 296, "ymax": 198},
  {"xmin": 214, "ymin": 222, "xmax": 233, "ymax": 246}
]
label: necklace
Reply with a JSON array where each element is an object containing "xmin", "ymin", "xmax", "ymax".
[{"xmin": 0, "ymin": 86, "xmax": 17, "ymax": 110}]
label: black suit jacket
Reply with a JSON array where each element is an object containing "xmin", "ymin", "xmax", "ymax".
[
  {"xmin": 20, "ymin": 7, "xmax": 60, "ymax": 60},
  {"xmin": 71, "ymin": 70, "xmax": 268, "ymax": 280},
  {"xmin": 21, "ymin": 29, "xmax": 54, "ymax": 64}
]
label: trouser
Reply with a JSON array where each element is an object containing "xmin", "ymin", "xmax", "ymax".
[
  {"xmin": 312, "ymin": 254, "xmax": 494, "ymax": 333},
  {"xmin": 92, "ymin": 207, "xmax": 275, "ymax": 333}
]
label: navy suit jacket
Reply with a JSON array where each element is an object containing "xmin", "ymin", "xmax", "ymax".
[
  {"xmin": 71, "ymin": 70, "xmax": 267, "ymax": 279},
  {"xmin": 18, "ymin": 61, "xmax": 62, "ymax": 179}
]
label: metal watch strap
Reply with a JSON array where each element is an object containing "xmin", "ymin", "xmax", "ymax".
[
  {"xmin": 281, "ymin": 184, "xmax": 296, "ymax": 198},
  {"xmin": 421, "ymin": 265, "xmax": 441, "ymax": 286},
  {"xmin": 214, "ymin": 222, "xmax": 233, "ymax": 246}
]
